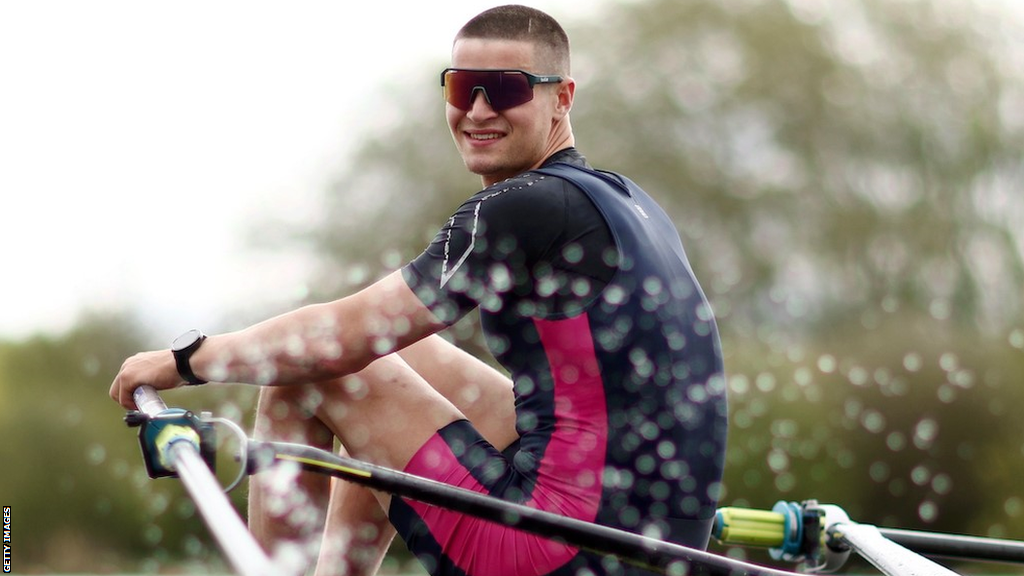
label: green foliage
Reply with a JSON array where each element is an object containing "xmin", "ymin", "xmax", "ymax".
[
  {"xmin": 721, "ymin": 315, "xmax": 1024, "ymax": 531},
  {"xmin": 569, "ymin": 0, "xmax": 1024, "ymax": 337},
  {"xmin": 0, "ymin": 314, "xmax": 257, "ymax": 572},
  {"xmin": 717, "ymin": 315, "xmax": 1024, "ymax": 571},
  {"xmin": 1, "ymin": 315, "xmax": 143, "ymax": 570}
]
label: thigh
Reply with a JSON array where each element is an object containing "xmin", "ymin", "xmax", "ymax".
[
  {"xmin": 309, "ymin": 353, "xmax": 467, "ymax": 472},
  {"xmin": 398, "ymin": 334, "xmax": 518, "ymax": 451}
]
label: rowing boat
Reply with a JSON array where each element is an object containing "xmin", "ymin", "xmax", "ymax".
[{"xmin": 125, "ymin": 385, "xmax": 1024, "ymax": 576}]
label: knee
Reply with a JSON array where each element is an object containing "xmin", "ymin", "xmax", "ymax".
[
  {"xmin": 257, "ymin": 383, "xmax": 328, "ymax": 415},
  {"xmin": 256, "ymin": 385, "xmax": 300, "ymax": 423},
  {"xmin": 253, "ymin": 384, "xmax": 333, "ymax": 445}
]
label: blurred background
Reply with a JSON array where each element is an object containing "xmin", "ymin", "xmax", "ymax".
[{"xmin": 2, "ymin": 0, "xmax": 1023, "ymax": 573}]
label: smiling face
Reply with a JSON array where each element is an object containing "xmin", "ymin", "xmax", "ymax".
[{"xmin": 446, "ymin": 37, "xmax": 575, "ymax": 187}]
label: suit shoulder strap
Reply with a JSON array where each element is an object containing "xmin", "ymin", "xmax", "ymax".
[{"xmin": 533, "ymin": 163, "xmax": 633, "ymax": 197}]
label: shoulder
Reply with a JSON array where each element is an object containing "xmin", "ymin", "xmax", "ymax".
[
  {"xmin": 480, "ymin": 170, "xmax": 572, "ymax": 203},
  {"xmin": 461, "ymin": 171, "xmax": 575, "ymax": 235},
  {"xmin": 469, "ymin": 147, "xmax": 593, "ymax": 208}
]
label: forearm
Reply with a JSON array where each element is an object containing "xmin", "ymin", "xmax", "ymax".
[
  {"xmin": 194, "ymin": 301, "xmax": 371, "ymax": 386},
  {"xmin": 109, "ymin": 270, "xmax": 441, "ymax": 409},
  {"xmin": 190, "ymin": 272, "xmax": 440, "ymax": 387},
  {"xmin": 111, "ymin": 300, "xmax": 381, "ymax": 409}
]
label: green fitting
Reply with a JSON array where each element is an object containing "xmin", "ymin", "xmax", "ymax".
[
  {"xmin": 154, "ymin": 422, "xmax": 201, "ymax": 470},
  {"xmin": 714, "ymin": 507, "xmax": 787, "ymax": 547}
]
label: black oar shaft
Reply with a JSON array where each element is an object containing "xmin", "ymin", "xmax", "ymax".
[
  {"xmin": 879, "ymin": 527, "xmax": 1024, "ymax": 565},
  {"xmin": 251, "ymin": 441, "xmax": 801, "ymax": 576}
]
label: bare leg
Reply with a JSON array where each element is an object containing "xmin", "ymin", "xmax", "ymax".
[
  {"xmin": 250, "ymin": 353, "xmax": 463, "ymax": 573},
  {"xmin": 313, "ymin": 473, "xmax": 395, "ymax": 576},
  {"xmin": 252, "ymin": 335, "xmax": 518, "ymax": 575},
  {"xmin": 249, "ymin": 384, "xmax": 335, "ymax": 568},
  {"xmin": 397, "ymin": 334, "xmax": 517, "ymax": 451},
  {"xmin": 313, "ymin": 335, "xmax": 518, "ymax": 576}
]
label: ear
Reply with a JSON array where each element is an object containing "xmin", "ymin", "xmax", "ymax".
[{"xmin": 553, "ymin": 77, "xmax": 575, "ymax": 119}]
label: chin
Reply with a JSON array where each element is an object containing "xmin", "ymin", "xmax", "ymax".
[{"xmin": 463, "ymin": 157, "xmax": 505, "ymax": 180}]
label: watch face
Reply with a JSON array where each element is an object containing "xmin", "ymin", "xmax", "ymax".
[{"xmin": 172, "ymin": 328, "xmax": 203, "ymax": 352}]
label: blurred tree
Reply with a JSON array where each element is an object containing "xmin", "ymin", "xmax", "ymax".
[
  {"xmin": 0, "ymin": 313, "xmax": 257, "ymax": 572},
  {"xmin": 0, "ymin": 314, "xmax": 155, "ymax": 570},
  {"xmin": 278, "ymin": 0, "xmax": 1024, "ymax": 564},
  {"xmin": 569, "ymin": 0, "xmax": 1024, "ymax": 341}
]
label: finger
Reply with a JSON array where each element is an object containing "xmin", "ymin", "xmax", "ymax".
[
  {"xmin": 113, "ymin": 373, "xmax": 135, "ymax": 411},
  {"xmin": 110, "ymin": 373, "xmax": 130, "ymax": 410},
  {"xmin": 123, "ymin": 381, "xmax": 137, "ymax": 410}
]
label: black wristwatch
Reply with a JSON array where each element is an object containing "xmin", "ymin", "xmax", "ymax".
[{"xmin": 171, "ymin": 328, "xmax": 208, "ymax": 385}]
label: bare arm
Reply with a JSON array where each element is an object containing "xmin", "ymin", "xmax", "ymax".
[{"xmin": 110, "ymin": 271, "xmax": 445, "ymax": 409}]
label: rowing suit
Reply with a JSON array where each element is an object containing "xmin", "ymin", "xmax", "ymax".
[{"xmin": 397, "ymin": 148, "xmax": 727, "ymax": 576}]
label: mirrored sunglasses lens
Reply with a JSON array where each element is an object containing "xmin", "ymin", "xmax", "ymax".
[
  {"xmin": 444, "ymin": 71, "xmax": 533, "ymax": 111},
  {"xmin": 443, "ymin": 71, "xmax": 472, "ymax": 109}
]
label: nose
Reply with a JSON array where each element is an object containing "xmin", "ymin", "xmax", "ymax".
[{"xmin": 466, "ymin": 88, "xmax": 498, "ymax": 120}]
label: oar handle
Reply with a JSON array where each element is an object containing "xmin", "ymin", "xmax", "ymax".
[
  {"xmin": 134, "ymin": 385, "xmax": 168, "ymax": 416},
  {"xmin": 714, "ymin": 502, "xmax": 809, "ymax": 563},
  {"xmin": 714, "ymin": 507, "xmax": 787, "ymax": 547}
]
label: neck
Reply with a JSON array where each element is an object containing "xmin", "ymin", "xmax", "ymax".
[
  {"xmin": 544, "ymin": 116, "xmax": 575, "ymax": 160},
  {"xmin": 479, "ymin": 119, "xmax": 575, "ymax": 187}
]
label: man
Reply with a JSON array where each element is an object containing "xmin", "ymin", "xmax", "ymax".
[{"xmin": 110, "ymin": 5, "xmax": 728, "ymax": 576}]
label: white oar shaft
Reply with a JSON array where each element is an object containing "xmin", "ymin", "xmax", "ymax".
[
  {"xmin": 170, "ymin": 441, "xmax": 273, "ymax": 576},
  {"xmin": 133, "ymin": 386, "xmax": 279, "ymax": 576},
  {"xmin": 830, "ymin": 522, "xmax": 961, "ymax": 576}
]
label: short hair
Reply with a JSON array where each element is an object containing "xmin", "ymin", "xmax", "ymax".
[{"xmin": 455, "ymin": 5, "xmax": 570, "ymax": 75}]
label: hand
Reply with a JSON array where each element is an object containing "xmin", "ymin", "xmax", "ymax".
[{"xmin": 109, "ymin": 349, "xmax": 183, "ymax": 410}]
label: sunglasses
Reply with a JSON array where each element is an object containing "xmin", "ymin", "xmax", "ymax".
[{"xmin": 440, "ymin": 68, "xmax": 563, "ymax": 112}]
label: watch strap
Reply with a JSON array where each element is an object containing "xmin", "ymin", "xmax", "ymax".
[{"xmin": 172, "ymin": 330, "xmax": 208, "ymax": 385}]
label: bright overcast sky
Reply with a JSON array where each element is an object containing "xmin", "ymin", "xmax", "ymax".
[{"xmin": 0, "ymin": 1, "xmax": 601, "ymax": 339}]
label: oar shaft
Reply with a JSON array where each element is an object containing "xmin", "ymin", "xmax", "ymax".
[
  {"xmin": 134, "ymin": 386, "xmax": 276, "ymax": 576},
  {"xmin": 879, "ymin": 527, "xmax": 1024, "ymax": 565},
  {"xmin": 170, "ymin": 443, "xmax": 273, "ymax": 575},
  {"xmin": 830, "ymin": 523, "xmax": 962, "ymax": 576},
  {"xmin": 254, "ymin": 441, "xmax": 801, "ymax": 576}
]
